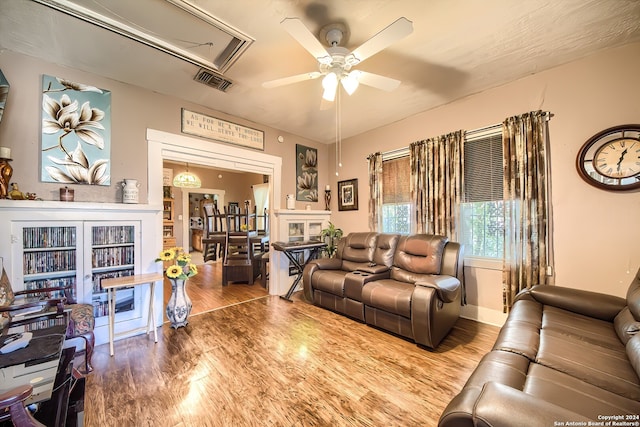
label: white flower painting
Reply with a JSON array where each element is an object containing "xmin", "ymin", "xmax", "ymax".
[
  {"xmin": 296, "ymin": 144, "xmax": 318, "ymax": 202},
  {"xmin": 41, "ymin": 75, "xmax": 111, "ymax": 185}
]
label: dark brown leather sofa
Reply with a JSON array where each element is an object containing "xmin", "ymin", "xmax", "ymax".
[
  {"xmin": 439, "ymin": 267, "xmax": 640, "ymax": 426},
  {"xmin": 302, "ymin": 232, "xmax": 464, "ymax": 349}
]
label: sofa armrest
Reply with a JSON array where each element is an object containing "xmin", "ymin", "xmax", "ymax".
[
  {"xmin": 302, "ymin": 258, "xmax": 344, "ymax": 301},
  {"xmin": 416, "ymin": 275, "xmax": 460, "ymax": 303},
  {"xmin": 471, "ymin": 382, "xmax": 591, "ymax": 427},
  {"xmin": 308, "ymin": 258, "xmax": 343, "ymax": 270},
  {"xmin": 517, "ymin": 285, "xmax": 626, "ymax": 321}
]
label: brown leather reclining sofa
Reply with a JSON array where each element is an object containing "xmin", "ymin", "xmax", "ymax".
[
  {"xmin": 439, "ymin": 267, "xmax": 640, "ymax": 426},
  {"xmin": 302, "ymin": 232, "xmax": 464, "ymax": 349}
]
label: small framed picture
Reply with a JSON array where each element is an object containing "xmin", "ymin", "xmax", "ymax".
[{"xmin": 337, "ymin": 179, "xmax": 358, "ymax": 211}]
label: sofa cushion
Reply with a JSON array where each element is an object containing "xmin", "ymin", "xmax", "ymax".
[
  {"xmin": 524, "ymin": 362, "xmax": 640, "ymax": 418},
  {"xmin": 615, "ymin": 307, "xmax": 640, "ymax": 345},
  {"xmin": 536, "ymin": 328, "xmax": 640, "ymax": 400},
  {"xmin": 542, "ymin": 305, "xmax": 622, "ymax": 348},
  {"xmin": 337, "ymin": 232, "xmax": 378, "ymax": 273},
  {"xmin": 361, "ymin": 279, "xmax": 413, "ymax": 318},
  {"xmin": 393, "ymin": 234, "xmax": 448, "ymax": 276},
  {"xmin": 372, "ymin": 233, "xmax": 399, "ymax": 268}
]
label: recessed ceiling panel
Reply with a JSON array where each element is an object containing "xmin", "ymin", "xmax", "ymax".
[{"xmin": 32, "ymin": 0, "xmax": 254, "ymax": 73}]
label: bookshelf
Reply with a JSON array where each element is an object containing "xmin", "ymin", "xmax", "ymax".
[{"xmin": 163, "ymin": 198, "xmax": 176, "ymax": 249}]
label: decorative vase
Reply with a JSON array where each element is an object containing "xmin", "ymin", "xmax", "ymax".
[
  {"xmin": 166, "ymin": 278, "xmax": 192, "ymax": 329},
  {"xmin": 122, "ymin": 179, "xmax": 140, "ymax": 204}
]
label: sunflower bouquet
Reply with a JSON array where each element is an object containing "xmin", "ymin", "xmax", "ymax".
[{"xmin": 156, "ymin": 247, "xmax": 198, "ymax": 280}]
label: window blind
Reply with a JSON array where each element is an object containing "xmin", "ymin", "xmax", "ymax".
[
  {"xmin": 383, "ymin": 156, "xmax": 410, "ymax": 204},
  {"xmin": 464, "ymin": 132, "xmax": 503, "ymax": 202}
]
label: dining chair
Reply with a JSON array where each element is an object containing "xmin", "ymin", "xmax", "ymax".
[
  {"xmin": 222, "ymin": 222, "xmax": 254, "ymax": 285},
  {"xmin": 202, "ymin": 203, "xmax": 226, "ymax": 262}
]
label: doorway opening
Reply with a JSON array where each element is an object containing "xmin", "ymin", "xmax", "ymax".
[{"xmin": 147, "ymin": 129, "xmax": 283, "ymax": 314}]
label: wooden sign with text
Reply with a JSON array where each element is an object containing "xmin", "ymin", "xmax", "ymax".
[{"xmin": 181, "ymin": 108, "xmax": 264, "ymax": 150}]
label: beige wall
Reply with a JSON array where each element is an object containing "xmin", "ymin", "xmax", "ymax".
[
  {"xmin": 328, "ymin": 42, "xmax": 640, "ymax": 304},
  {"xmin": 0, "ymin": 50, "xmax": 328, "ymax": 210}
]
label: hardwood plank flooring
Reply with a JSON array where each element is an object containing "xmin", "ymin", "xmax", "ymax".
[
  {"xmin": 163, "ymin": 261, "xmax": 269, "ymax": 318},
  {"xmin": 86, "ymin": 279, "xmax": 499, "ymax": 427}
]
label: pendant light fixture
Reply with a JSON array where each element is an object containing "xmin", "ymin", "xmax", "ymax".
[{"xmin": 173, "ymin": 163, "xmax": 201, "ymax": 188}]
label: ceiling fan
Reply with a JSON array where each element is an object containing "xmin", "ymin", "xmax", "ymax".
[{"xmin": 262, "ymin": 17, "xmax": 413, "ymax": 102}]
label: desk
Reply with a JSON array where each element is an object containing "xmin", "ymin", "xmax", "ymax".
[
  {"xmin": 101, "ymin": 272, "xmax": 163, "ymax": 356},
  {"xmin": 271, "ymin": 241, "xmax": 326, "ymax": 302}
]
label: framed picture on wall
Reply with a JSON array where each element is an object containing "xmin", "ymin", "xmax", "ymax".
[
  {"xmin": 41, "ymin": 75, "xmax": 112, "ymax": 185},
  {"xmin": 295, "ymin": 144, "xmax": 318, "ymax": 202},
  {"xmin": 338, "ymin": 179, "xmax": 358, "ymax": 211}
]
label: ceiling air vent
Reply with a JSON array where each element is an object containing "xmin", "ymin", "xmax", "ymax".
[{"xmin": 194, "ymin": 68, "xmax": 233, "ymax": 92}]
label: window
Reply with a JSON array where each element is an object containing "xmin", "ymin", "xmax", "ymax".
[
  {"xmin": 381, "ymin": 155, "xmax": 411, "ymax": 234},
  {"xmin": 460, "ymin": 128, "xmax": 505, "ymax": 258}
]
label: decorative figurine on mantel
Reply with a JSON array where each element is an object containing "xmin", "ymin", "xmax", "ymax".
[{"xmin": 8, "ymin": 182, "xmax": 25, "ymax": 200}]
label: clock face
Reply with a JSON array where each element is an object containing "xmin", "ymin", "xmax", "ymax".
[
  {"xmin": 576, "ymin": 125, "xmax": 640, "ymax": 191},
  {"xmin": 593, "ymin": 137, "xmax": 640, "ymax": 179}
]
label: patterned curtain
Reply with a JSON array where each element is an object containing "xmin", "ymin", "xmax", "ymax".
[
  {"xmin": 367, "ymin": 152, "xmax": 383, "ymax": 231},
  {"xmin": 410, "ymin": 131, "xmax": 464, "ymax": 240},
  {"xmin": 502, "ymin": 111, "xmax": 551, "ymax": 311},
  {"xmin": 409, "ymin": 141, "xmax": 427, "ymax": 233}
]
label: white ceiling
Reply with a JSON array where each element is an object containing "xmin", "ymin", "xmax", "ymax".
[{"xmin": 1, "ymin": 0, "xmax": 640, "ymax": 144}]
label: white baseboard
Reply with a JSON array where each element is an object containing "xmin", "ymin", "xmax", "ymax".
[{"xmin": 460, "ymin": 304, "xmax": 507, "ymax": 327}]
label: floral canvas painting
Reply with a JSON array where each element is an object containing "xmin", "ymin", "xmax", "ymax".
[
  {"xmin": 296, "ymin": 144, "xmax": 318, "ymax": 202},
  {"xmin": 41, "ymin": 75, "xmax": 111, "ymax": 185}
]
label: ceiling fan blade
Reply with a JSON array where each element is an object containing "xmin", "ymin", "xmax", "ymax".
[
  {"xmin": 262, "ymin": 72, "xmax": 321, "ymax": 89},
  {"xmin": 356, "ymin": 71, "xmax": 402, "ymax": 92},
  {"xmin": 350, "ymin": 17, "xmax": 413, "ymax": 64},
  {"xmin": 281, "ymin": 18, "xmax": 331, "ymax": 63}
]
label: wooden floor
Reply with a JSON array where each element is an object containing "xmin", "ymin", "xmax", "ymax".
[
  {"xmin": 85, "ymin": 262, "xmax": 499, "ymax": 426},
  {"xmin": 162, "ymin": 260, "xmax": 269, "ymax": 318}
]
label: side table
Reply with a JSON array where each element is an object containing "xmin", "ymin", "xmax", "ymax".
[{"xmin": 100, "ymin": 272, "xmax": 163, "ymax": 356}]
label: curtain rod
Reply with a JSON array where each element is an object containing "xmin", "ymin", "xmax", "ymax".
[{"xmin": 367, "ymin": 111, "xmax": 553, "ymax": 160}]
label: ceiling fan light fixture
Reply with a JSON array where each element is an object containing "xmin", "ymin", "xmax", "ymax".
[
  {"xmin": 322, "ymin": 72, "xmax": 338, "ymax": 101},
  {"xmin": 341, "ymin": 71, "xmax": 360, "ymax": 95}
]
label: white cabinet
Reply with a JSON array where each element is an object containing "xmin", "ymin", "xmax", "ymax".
[
  {"xmin": 12, "ymin": 221, "xmax": 143, "ymax": 330},
  {"xmin": 271, "ymin": 210, "xmax": 330, "ymax": 296},
  {"xmin": 1, "ymin": 200, "xmax": 162, "ymax": 346},
  {"xmin": 85, "ymin": 222, "xmax": 141, "ymax": 325}
]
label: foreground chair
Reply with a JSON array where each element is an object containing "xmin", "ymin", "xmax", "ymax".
[
  {"xmin": 0, "ymin": 269, "xmax": 95, "ymax": 373},
  {"xmin": 0, "ymin": 385, "xmax": 45, "ymax": 427}
]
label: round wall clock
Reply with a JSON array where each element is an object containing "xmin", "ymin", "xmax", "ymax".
[{"xmin": 576, "ymin": 124, "xmax": 640, "ymax": 191}]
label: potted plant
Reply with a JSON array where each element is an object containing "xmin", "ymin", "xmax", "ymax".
[{"xmin": 320, "ymin": 222, "xmax": 343, "ymax": 258}]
